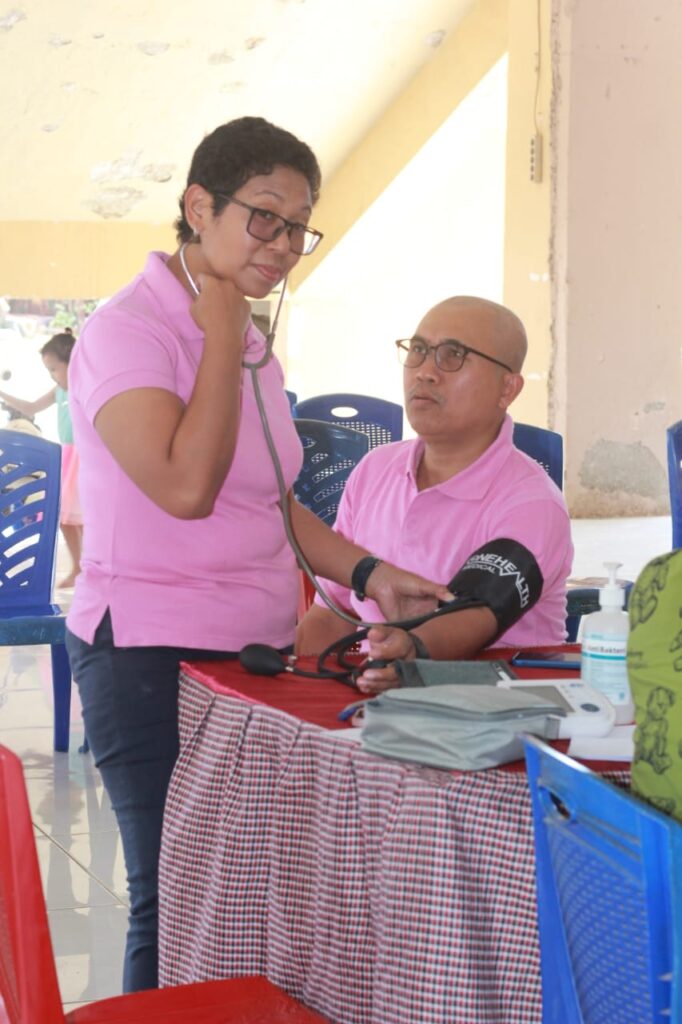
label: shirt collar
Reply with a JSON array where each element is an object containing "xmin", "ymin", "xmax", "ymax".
[
  {"xmin": 142, "ymin": 251, "xmax": 265, "ymax": 355},
  {"xmin": 407, "ymin": 414, "xmax": 515, "ymax": 499}
]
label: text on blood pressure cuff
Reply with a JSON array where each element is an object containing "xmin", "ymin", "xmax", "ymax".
[{"xmin": 446, "ymin": 538, "xmax": 544, "ymax": 638}]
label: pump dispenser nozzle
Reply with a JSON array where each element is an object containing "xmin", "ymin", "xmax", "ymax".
[{"xmin": 599, "ymin": 561, "xmax": 625, "ymax": 610}]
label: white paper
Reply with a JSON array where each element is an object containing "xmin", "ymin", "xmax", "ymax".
[
  {"xmin": 327, "ymin": 726, "xmax": 364, "ymax": 743},
  {"xmin": 567, "ymin": 724, "xmax": 635, "ymax": 762}
]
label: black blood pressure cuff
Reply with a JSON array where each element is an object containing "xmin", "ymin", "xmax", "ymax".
[{"xmin": 443, "ymin": 538, "xmax": 544, "ymax": 639}]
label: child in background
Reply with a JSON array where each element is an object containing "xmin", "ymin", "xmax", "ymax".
[{"xmin": 0, "ymin": 328, "xmax": 83, "ymax": 588}]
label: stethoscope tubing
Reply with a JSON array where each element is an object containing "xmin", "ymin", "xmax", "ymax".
[{"xmin": 178, "ymin": 240, "xmax": 467, "ymax": 648}]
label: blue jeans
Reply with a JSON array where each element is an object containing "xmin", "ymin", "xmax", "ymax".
[{"xmin": 66, "ymin": 611, "xmax": 237, "ymax": 993}]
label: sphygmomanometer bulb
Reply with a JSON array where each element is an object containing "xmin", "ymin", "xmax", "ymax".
[
  {"xmin": 240, "ymin": 641, "xmax": 361, "ymax": 688},
  {"xmin": 239, "ymin": 643, "xmax": 290, "ymax": 676}
]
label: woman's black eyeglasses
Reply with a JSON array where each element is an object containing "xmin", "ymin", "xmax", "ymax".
[
  {"xmin": 395, "ymin": 338, "xmax": 514, "ymax": 374},
  {"xmin": 214, "ymin": 193, "xmax": 323, "ymax": 255}
]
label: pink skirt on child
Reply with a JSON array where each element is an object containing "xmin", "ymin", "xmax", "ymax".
[{"xmin": 60, "ymin": 444, "xmax": 83, "ymax": 526}]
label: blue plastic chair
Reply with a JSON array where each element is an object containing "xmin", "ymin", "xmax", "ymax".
[
  {"xmin": 0, "ymin": 430, "xmax": 73, "ymax": 752},
  {"xmin": 512, "ymin": 422, "xmax": 564, "ymax": 490},
  {"xmin": 285, "ymin": 389, "xmax": 297, "ymax": 415},
  {"xmin": 667, "ymin": 419, "xmax": 682, "ymax": 549},
  {"xmin": 293, "ymin": 418, "xmax": 370, "ymax": 525},
  {"xmin": 512, "ymin": 421, "xmax": 634, "ymax": 640},
  {"xmin": 564, "ymin": 580, "xmax": 633, "ymax": 644},
  {"xmin": 524, "ymin": 736, "xmax": 681, "ymax": 1024},
  {"xmin": 294, "ymin": 393, "xmax": 403, "ymax": 449}
]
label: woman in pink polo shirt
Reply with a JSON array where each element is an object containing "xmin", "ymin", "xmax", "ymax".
[{"xmin": 65, "ymin": 116, "xmax": 450, "ymax": 994}]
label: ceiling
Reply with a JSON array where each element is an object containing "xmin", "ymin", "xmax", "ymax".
[{"xmin": 3, "ymin": 0, "xmax": 475, "ymax": 225}]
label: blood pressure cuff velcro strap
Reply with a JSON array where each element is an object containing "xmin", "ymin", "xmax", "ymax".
[
  {"xmin": 444, "ymin": 538, "xmax": 544, "ymax": 639},
  {"xmin": 394, "ymin": 659, "xmax": 515, "ymax": 688}
]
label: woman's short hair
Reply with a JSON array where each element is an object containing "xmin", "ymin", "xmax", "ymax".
[
  {"xmin": 174, "ymin": 116, "xmax": 321, "ymax": 243},
  {"xmin": 40, "ymin": 328, "xmax": 75, "ymax": 364}
]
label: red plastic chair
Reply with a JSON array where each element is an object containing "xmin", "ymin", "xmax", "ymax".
[{"xmin": 0, "ymin": 743, "xmax": 330, "ymax": 1024}]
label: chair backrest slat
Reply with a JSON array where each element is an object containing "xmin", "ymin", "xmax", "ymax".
[
  {"xmin": 294, "ymin": 393, "xmax": 403, "ymax": 450},
  {"xmin": 512, "ymin": 422, "xmax": 564, "ymax": 490},
  {"xmin": 293, "ymin": 419, "xmax": 369, "ymax": 526},
  {"xmin": 524, "ymin": 736, "xmax": 680, "ymax": 1023},
  {"xmin": 0, "ymin": 431, "xmax": 61, "ymax": 611}
]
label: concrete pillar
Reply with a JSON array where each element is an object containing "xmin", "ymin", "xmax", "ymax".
[
  {"xmin": 551, "ymin": 0, "xmax": 682, "ymax": 515},
  {"xmin": 503, "ymin": 0, "xmax": 553, "ymax": 429}
]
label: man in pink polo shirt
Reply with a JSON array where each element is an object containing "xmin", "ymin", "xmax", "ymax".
[{"xmin": 296, "ymin": 295, "xmax": 573, "ymax": 692}]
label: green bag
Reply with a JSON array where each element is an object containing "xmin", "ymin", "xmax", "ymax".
[
  {"xmin": 628, "ymin": 550, "xmax": 682, "ymax": 820},
  {"xmin": 360, "ymin": 683, "xmax": 565, "ymax": 771}
]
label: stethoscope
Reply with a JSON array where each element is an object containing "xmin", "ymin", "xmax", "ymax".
[
  {"xmin": 178, "ymin": 239, "xmax": 466, "ymax": 687},
  {"xmin": 179, "ymin": 239, "xmax": 285, "ymax": 371},
  {"xmin": 240, "ymin": 592, "xmax": 484, "ymax": 688}
]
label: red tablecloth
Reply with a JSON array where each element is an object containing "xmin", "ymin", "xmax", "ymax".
[
  {"xmin": 158, "ymin": 652, "xmax": 629, "ymax": 1024},
  {"xmin": 181, "ymin": 655, "xmax": 365, "ymax": 730}
]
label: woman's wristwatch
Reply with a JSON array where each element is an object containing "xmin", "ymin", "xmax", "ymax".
[
  {"xmin": 350, "ymin": 557, "xmax": 431, "ymax": 660},
  {"xmin": 351, "ymin": 556, "xmax": 382, "ymax": 601}
]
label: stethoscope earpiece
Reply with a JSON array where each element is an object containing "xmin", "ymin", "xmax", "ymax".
[{"xmin": 178, "ymin": 241, "xmax": 200, "ymax": 297}]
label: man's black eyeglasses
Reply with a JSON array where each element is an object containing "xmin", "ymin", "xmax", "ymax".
[
  {"xmin": 214, "ymin": 193, "xmax": 323, "ymax": 256},
  {"xmin": 395, "ymin": 338, "xmax": 514, "ymax": 374}
]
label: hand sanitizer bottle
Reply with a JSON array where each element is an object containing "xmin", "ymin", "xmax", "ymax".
[{"xmin": 580, "ymin": 561, "xmax": 633, "ymax": 725}]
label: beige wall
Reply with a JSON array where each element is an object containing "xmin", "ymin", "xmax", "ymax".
[
  {"xmin": 286, "ymin": 0, "xmax": 509, "ymax": 414},
  {"xmin": 551, "ymin": 0, "xmax": 682, "ymax": 515},
  {"xmin": 289, "ymin": 0, "xmax": 508, "ymax": 293},
  {"xmin": 289, "ymin": 0, "xmax": 558, "ymax": 435},
  {"xmin": 0, "ymin": 222, "xmax": 175, "ymax": 300},
  {"xmin": 502, "ymin": 0, "xmax": 552, "ymax": 428},
  {"xmin": 289, "ymin": 57, "xmax": 508, "ymax": 413}
]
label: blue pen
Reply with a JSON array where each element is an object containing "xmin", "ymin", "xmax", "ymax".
[{"xmin": 337, "ymin": 700, "xmax": 367, "ymax": 723}]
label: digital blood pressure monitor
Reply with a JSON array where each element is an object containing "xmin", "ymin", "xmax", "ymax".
[{"xmin": 497, "ymin": 677, "xmax": 615, "ymax": 738}]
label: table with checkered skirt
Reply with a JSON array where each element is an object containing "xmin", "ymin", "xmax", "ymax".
[
  {"xmin": 158, "ymin": 662, "xmax": 627, "ymax": 1024},
  {"xmin": 156, "ymin": 663, "xmax": 565, "ymax": 1024}
]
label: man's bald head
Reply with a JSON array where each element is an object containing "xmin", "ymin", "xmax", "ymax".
[
  {"xmin": 420, "ymin": 296, "xmax": 527, "ymax": 373},
  {"xmin": 402, "ymin": 294, "xmax": 527, "ymax": 455}
]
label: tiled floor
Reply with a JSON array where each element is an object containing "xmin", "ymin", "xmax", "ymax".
[
  {"xmin": 0, "ymin": 514, "xmax": 674, "ymax": 1009},
  {"xmin": 0, "ymin": 561, "xmax": 129, "ymax": 1012}
]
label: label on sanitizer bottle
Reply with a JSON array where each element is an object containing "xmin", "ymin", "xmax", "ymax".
[{"xmin": 580, "ymin": 634, "xmax": 629, "ymax": 704}]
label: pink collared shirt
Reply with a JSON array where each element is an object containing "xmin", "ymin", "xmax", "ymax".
[
  {"xmin": 67, "ymin": 252, "xmax": 303, "ymax": 650},
  {"xmin": 315, "ymin": 415, "xmax": 573, "ymax": 645}
]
